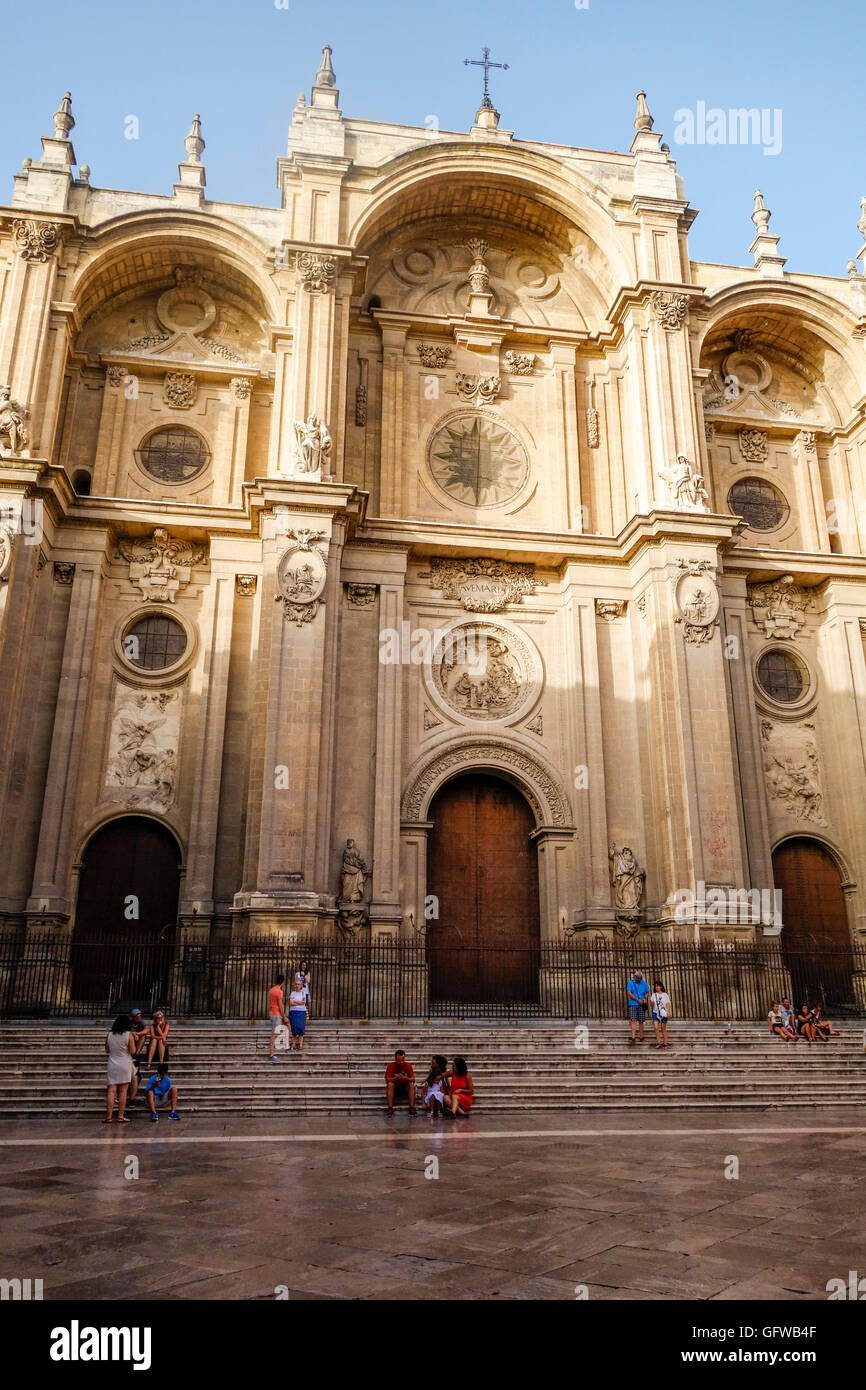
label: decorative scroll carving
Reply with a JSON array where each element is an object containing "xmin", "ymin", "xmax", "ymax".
[
  {"xmin": 609, "ymin": 843, "xmax": 645, "ymax": 937},
  {"xmin": 658, "ymin": 455, "xmax": 709, "ymax": 512},
  {"xmin": 417, "ymin": 343, "xmax": 451, "ymax": 368},
  {"xmin": 296, "ymin": 252, "xmax": 336, "ymax": 293},
  {"xmin": 235, "ymin": 574, "xmax": 257, "ymax": 597},
  {"xmin": 761, "ymin": 719, "xmax": 826, "ymax": 824},
  {"xmin": 401, "ymin": 737, "xmax": 572, "ymax": 828},
  {"xmin": 163, "ymin": 371, "xmax": 197, "ymax": 409},
  {"xmin": 739, "ymin": 428, "xmax": 768, "ymax": 462},
  {"xmin": 595, "ymin": 599, "xmax": 626, "ymax": 622},
  {"xmin": 275, "ymin": 529, "xmax": 328, "ymax": 625},
  {"xmin": 504, "ymin": 351, "xmax": 535, "ymax": 375},
  {"xmin": 420, "ymin": 556, "xmax": 544, "ymax": 612},
  {"xmin": 106, "ymin": 686, "xmax": 180, "ymax": 810},
  {"xmin": 0, "ymin": 385, "xmax": 30, "ymax": 456},
  {"xmin": 230, "ymin": 377, "xmax": 252, "ymax": 401},
  {"xmin": 346, "ymin": 583, "xmax": 376, "ymax": 607},
  {"xmin": 455, "ymin": 372, "xmax": 501, "ymax": 405},
  {"xmin": 116, "ymin": 528, "xmax": 207, "ymax": 604},
  {"xmin": 106, "ymin": 365, "xmax": 126, "ymax": 388},
  {"xmin": 13, "ymin": 218, "xmax": 60, "ymax": 263},
  {"xmin": 586, "ymin": 406, "xmax": 600, "ymax": 448},
  {"xmin": 53, "ymin": 562, "xmax": 75, "ymax": 585},
  {"xmin": 292, "ymin": 414, "xmax": 331, "ymax": 479},
  {"xmin": 650, "ymin": 290, "xmax": 688, "ymax": 331},
  {"xmin": 747, "ymin": 575, "xmax": 812, "ymax": 640}
]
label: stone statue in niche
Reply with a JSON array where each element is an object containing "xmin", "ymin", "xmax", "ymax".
[
  {"xmin": 0, "ymin": 385, "xmax": 31, "ymax": 456},
  {"xmin": 658, "ymin": 455, "xmax": 709, "ymax": 512},
  {"xmin": 609, "ymin": 844, "xmax": 645, "ymax": 937},
  {"xmin": 339, "ymin": 839, "xmax": 369, "ymax": 904},
  {"xmin": 293, "ymin": 414, "xmax": 332, "ymax": 477}
]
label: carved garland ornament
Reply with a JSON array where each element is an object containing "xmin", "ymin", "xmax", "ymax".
[
  {"xmin": 417, "ymin": 343, "xmax": 451, "ymax": 368},
  {"xmin": 504, "ymin": 351, "xmax": 535, "ymax": 375},
  {"xmin": 420, "ymin": 556, "xmax": 545, "ymax": 612},
  {"xmin": 401, "ymin": 739, "xmax": 572, "ymax": 827},
  {"xmin": 455, "ymin": 373, "xmax": 501, "ymax": 405}
]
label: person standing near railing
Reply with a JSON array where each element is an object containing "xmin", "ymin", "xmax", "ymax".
[{"xmin": 626, "ymin": 969, "xmax": 650, "ymax": 1044}]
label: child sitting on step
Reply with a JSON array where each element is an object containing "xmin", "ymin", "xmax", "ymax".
[
  {"xmin": 145, "ymin": 1064, "xmax": 180, "ymax": 1122},
  {"xmin": 423, "ymin": 1055, "xmax": 449, "ymax": 1117}
]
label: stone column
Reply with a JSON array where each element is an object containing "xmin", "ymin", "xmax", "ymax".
[
  {"xmin": 377, "ymin": 321, "xmax": 407, "ymax": 517},
  {"xmin": 547, "ymin": 340, "xmax": 582, "ymax": 531},
  {"xmin": 369, "ymin": 550, "xmax": 408, "ymax": 934}
]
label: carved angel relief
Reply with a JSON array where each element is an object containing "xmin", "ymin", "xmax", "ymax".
[
  {"xmin": 106, "ymin": 686, "xmax": 181, "ymax": 810},
  {"xmin": 761, "ymin": 720, "xmax": 826, "ymax": 825}
]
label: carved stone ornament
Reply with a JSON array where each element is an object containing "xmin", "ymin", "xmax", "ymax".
[
  {"xmin": 337, "ymin": 906, "xmax": 368, "ymax": 938},
  {"xmin": 455, "ymin": 372, "xmax": 501, "ymax": 405},
  {"xmin": 0, "ymin": 385, "xmax": 31, "ymax": 456},
  {"xmin": 761, "ymin": 719, "xmax": 826, "ymax": 825},
  {"xmin": 296, "ymin": 252, "xmax": 337, "ymax": 294},
  {"xmin": 428, "ymin": 413, "xmax": 528, "ymax": 507},
  {"xmin": 13, "ymin": 218, "xmax": 60, "ymax": 263},
  {"xmin": 291, "ymin": 414, "xmax": 331, "ymax": 480},
  {"xmin": 595, "ymin": 599, "xmax": 627, "ymax": 622},
  {"xmin": 338, "ymin": 838, "xmax": 369, "ymax": 904},
  {"xmin": 792, "ymin": 430, "xmax": 817, "ymax": 461},
  {"xmin": 504, "ymin": 351, "xmax": 535, "ymax": 375},
  {"xmin": 609, "ymin": 843, "xmax": 646, "ymax": 937},
  {"xmin": 658, "ymin": 455, "xmax": 709, "ymax": 512},
  {"xmin": 0, "ymin": 525, "xmax": 13, "ymax": 582},
  {"xmin": 586, "ymin": 406, "xmax": 600, "ymax": 448},
  {"xmin": 106, "ymin": 365, "xmax": 126, "ymax": 389},
  {"xmin": 163, "ymin": 371, "xmax": 197, "ymax": 409},
  {"xmin": 230, "ymin": 377, "xmax": 252, "ymax": 402},
  {"xmin": 401, "ymin": 738, "xmax": 571, "ymax": 828},
  {"xmin": 346, "ymin": 583, "xmax": 377, "ymax": 607},
  {"xmin": 420, "ymin": 556, "xmax": 545, "ymax": 613},
  {"xmin": 526, "ymin": 712, "xmax": 543, "ymax": 736},
  {"xmin": 429, "ymin": 621, "xmax": 539, "ymax": 725},
  {"xmin": 53, "ymin": 562, "xmax": 75, "ymax": 585},
  {"xmin": 417, "ymin": 343, "xmax": 451, "ymax": 368},
  {"xmin": 674, "ymin": 558, "xmax": 720, "ymax": 645},
  {"xmin": 650, "ymin": 290, "xmax": 688, "ymax": 331},
  {"xmin": 235, "ymin": 574, "xmax": 257, "ymax": 597},
  {"xmin": 275, "ymin": 530, "xmax": 328, "ymax": 625},
  {"xmin": 116, "ymin": 528, "xmax": 207, "ymax": 604},
  {"xmin": 105, "ymin": 685, "xmax": 180, "ymax": 810},
  {"xmin": 355, "ymin": 359, "xmax": 368, "ymax": 427},
  {"xmin": 423, "ymin": 705, "xmax": 443, "ymax": 731},
  {"xmin": 704, "ymin": 421, "xmax": 715, "ymax": 442},
  {"xmin": 739, "ymin": 428, "xmax": 769, "ymax": 463},
  {"xmin": 747, "ymin": 574, "xmax": 812, "ymax": 640},
  {"xmin": 466, "ymin": 238, "xmax": 490, "ymax": 294}
]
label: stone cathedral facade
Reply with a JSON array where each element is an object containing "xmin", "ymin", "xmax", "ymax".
[{"xmin": 2, "ymin": 48, "xmax": 866, "ymax": 1006}]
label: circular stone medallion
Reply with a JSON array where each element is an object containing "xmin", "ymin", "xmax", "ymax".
[
  {"xmin": 427, "ymin": 412, "xmax": 528, "ymax": 508},
  {"xmin": 430, "ymin": 621, "xmax": 539, "ymax": 724}
]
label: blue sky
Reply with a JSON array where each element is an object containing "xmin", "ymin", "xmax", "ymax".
[{"xmin": 1, "ymin": 0, "xmax": 858, "ymax": 277}]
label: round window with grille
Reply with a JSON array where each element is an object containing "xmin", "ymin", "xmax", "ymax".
[
  {"xmin": 756, "ymin": 648, "xmax": 809, "ymax": 704},
  {"xmin": 123, "ymin": 614, "xmax": 188, "ymax": 670},
  {"xmin": 728, "ymin": 477, "xmax": 789, "ymax": 531},
  {"xmin": 136, "ymin": 427, "xmax": 209, "ymax": 483}
]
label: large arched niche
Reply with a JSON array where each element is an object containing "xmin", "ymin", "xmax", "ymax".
[
  {"xmin": 696, "ymin": 285, "xmax": 862, "ymax": 426},
  {"xmin": 349, "ymin": 150, "xmax": 628, "ymax": 332},
  {"xmin": 401, "ymin": 735, "xmax": 574, "ymax": 830}
]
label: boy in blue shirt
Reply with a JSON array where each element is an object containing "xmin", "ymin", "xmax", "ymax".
[
  {"xmin": 627, "ymin": 969, "xmax": 650, "ymax": 1043},
  {"xmin": 145, "ymin": 1064, "xmax": 179, "ymax": 1122}
]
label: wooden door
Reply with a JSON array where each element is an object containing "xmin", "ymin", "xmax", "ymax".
[
  {"xmin": 427, "ymin": 774, "xmax": 540, "ymax": 1006},
  {"xmin": 773, "ymin": 838, "xmax": 854, "ymax": 1008},
  {"xmin": 71, "ymin": 817, "xmax": 180, "ymax": 1006}
]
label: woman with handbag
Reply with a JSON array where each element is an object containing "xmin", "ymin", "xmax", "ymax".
[{"xmin": 650, "ymin": 980, "xmax": 672, "ymax": 1049}]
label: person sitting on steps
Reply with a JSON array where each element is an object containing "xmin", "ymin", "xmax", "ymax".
[
  {"xmin": 145, "ymin": 1064, "xmax": 180, "ymax": 1122},
  {"xmin": 385, "ymin": 1049, "xmax": 417, "ymax": 1116}
]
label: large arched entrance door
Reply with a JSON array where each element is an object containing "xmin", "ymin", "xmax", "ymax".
[
  {"xmin": 772, "ymin": 838, "xmax": 855, "ymax": 1009},
  {"xmin": 427, "ymin": 773, "xmax": 540, "ymax": 1010},
  {"xmin": 71, "ymin": 817, "xmax": 181, "ymax": 1007}
]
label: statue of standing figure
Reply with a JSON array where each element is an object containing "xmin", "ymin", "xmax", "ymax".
[
  {"xmin": 609, "ymin": 843, "xmax": 646, "ymax": 937},
  {"xmin": 293, "ymin": 413, "xmax": 331, "ymax": 476},
  {"xmin": 658, "ymin": 455, "xmax": 709, "ymax": 512},
  {"xmin": 339, "ymin": 839, "xmax": 369, "ymax": 903},
  {"xmin": 0, "ymin": 385, "xmax": 30, "ymax": 456}
]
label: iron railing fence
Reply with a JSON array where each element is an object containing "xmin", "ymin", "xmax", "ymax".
[{"xmin": 1, "ymin": 936, "xmax": 864, "ymax": 1020}]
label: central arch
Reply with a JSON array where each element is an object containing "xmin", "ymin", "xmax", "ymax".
[{"xmin": 427, "ymin": 773, "xmax": 540, "ymax": 1007}]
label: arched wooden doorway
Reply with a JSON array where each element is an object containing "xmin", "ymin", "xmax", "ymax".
[
  {"xmin": 772, "ymin": 838, "xmax": 855, "ymax": 1009},
  {"xmin": 426, "ymin": 773, "xmax": 540, "ymax": 1009},
  {"xmin": 71, "ymin": 817, "xmax": 181, "ymax": 1007}
]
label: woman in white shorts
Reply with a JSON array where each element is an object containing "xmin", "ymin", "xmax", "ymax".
[{"xmin": 650, "ymin": 980, "xmax": 672, "ymax": 1049}]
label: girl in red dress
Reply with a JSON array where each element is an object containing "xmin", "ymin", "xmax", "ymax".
[{"xmin": 447, "ymin": 1056, "xmax": 474, "ymax": 1116}]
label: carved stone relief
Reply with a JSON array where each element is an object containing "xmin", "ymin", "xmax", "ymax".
[
  {"xmin": 427, "ymin": 413, "xmax": 528, "ymax": 508},
  {"xmin": 0, "ymin": 385, "xmax": 31, "ymax": 456},
  {"xmin": 674, "ymin": 559, "xmax": 719, "ymax": 645},
  {"xmin": 417, "ymin": 343, "xmax": 451, "ymax": 368},
  {"xmin": 276, "ymin": 530, "xmax": 328, "ymax": 625},
  {"xmin": 105, "ymin": 686, "xmax": 181, "ymax": 810},
  {"xmin": 346, "ymin": 583, "xmax": 377, "ymax": 607},
  {"xmin": 455, "ymin": 373, "xmax": 501, "ymax": 405},
  {"xmin": 296, "ymin": 252, "xmax": 336, "ymax": 294},
  {"xmin": 504, "ymin": 351, "xmax": 535, "ymax": 375},
  {"xmin": 761, "ymin": 719, "xmax": 826, "ymax": 824},
  {"xmin": 401, "ymin": 738, "xmax": 571, "ymax": 827},
  {"xmin": 292, "ymin": 414, "xmax": 331, "ymax": 479},
  {"xmin": 230, "ymin": 377, "xmax": 252, "ymax": 402},
  {"xmin": 595, "ymin": 599, "xmax": 627, "ymax": 622},
  {"xmin": 420, "ymin": 556, "xmax": 544, "ymax": 612},
  {"xmin": 586, "ymin": 406, "xmax": 600, "ymax": 448},
  {"xmin": 658, "ymin": 455, "xmax": 709, "ymax": 512},
  {"xmin": 650, "ymin": 290, "xmax": 688, "ymax": 331},
  {"xmin": 609, "ymin": 843, "xmax": 646, "ymax": 937},
  {"xmin": 117, "ymin": 529, "xmax": 207, "ymax": 604},
  {"xmin": 235, "ymin": 574, "xmax": 257, "ymax": 597},
  {"xmin": 163, "ymin": 372, "xmax": 197, "ymax": 409},
  {"xmin": 429, "ymin": 621, "xmax": 539, "ymax": 724},
  {"xmin": 13, "ymin": 218, "xmax": 60, "ymax": 263},
  {"xmin": 53, "ymin": 562, "xmax": 75, "ymax": 585},
  {"xmin": 747, "ymin": 575, "xmax": 812, "ymax": 640},
  {"xmin": 739, "ymin": 428, "xmax": 768, "ymax": 462}
]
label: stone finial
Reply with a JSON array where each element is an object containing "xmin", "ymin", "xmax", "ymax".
[
  {"xmin": 316, "ymin": 44, "xmax": 336, "ymax": 88},
  {"xmin": 634, "ymin": 90, "xmax": 653, "ymax": 132},
  {"xmin": 184, "ymin": 114, "xmax": 205, "ymax": 164},
  {"xmin": 296, "ymin": 92, "xmax": 306, "ymax": 109},
  {"xmin": 751, "ymin": 188, "xmax": 771, "ymax": 234},
  {"xmin": 53, "ymin": 92, "xmax": 75, "ymax": 141},
  {"xmin": 79, "ymin": 163, "xmax": 91, "ymax": 183}
]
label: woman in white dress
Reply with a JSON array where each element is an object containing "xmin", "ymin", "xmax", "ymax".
[{"xmin": 105, "ymin": 1014, "xmax": 137, "ymax": 1123}]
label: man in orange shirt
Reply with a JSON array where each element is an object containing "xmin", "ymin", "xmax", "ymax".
[
  {"xmin": 268, "ymin": 974, "xmax": 289, "ymax": 1062},
  {"xmin": 385, "ymin": 1049, "xmax": 416, "ymax": 1116}
]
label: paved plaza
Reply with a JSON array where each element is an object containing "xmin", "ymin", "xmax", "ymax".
[{"xmin": 1, "ymin": 1110, "xmax": 864, "ymax": 1301}]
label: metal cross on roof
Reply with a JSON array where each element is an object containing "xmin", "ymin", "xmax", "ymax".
[{"xmin": 464, "ymin": 46, "xmax": 509, "ymax": 110}]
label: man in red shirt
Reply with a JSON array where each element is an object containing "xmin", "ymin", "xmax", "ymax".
[
  {"xmin": 267, "ymin": 974, "xmax": 289, "ymax": 1061},
  {"xmin": 385, "ymin": 1049, "xmax": 416, "ymax": 1116}
]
